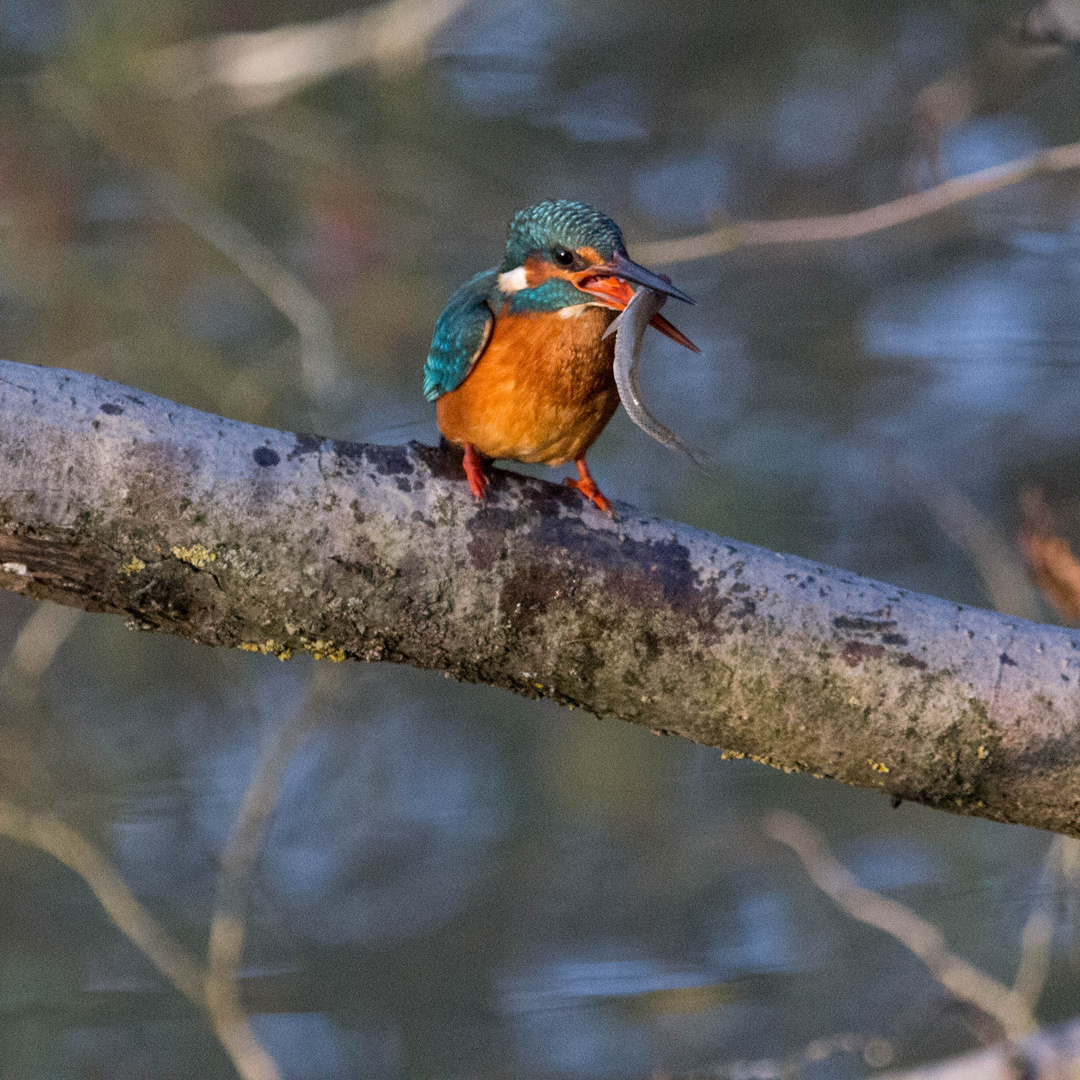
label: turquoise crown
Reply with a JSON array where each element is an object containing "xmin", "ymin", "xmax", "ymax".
[{"xmin": 501, "ymin": 200, "xmax": 624, "ymax": 271}]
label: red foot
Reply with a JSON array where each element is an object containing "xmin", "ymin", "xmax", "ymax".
[
  {"xmin": 564, "ymin": 457, "xmax": 614, "ymax": 517},
  {"xmin": 463, "ymin": 443, "xmax": 489, "ymax": 501}
]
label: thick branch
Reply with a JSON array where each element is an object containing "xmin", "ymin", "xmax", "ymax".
[{"xmin": 3, "ymin": 360, "xmax": 1080, "ymax": 834}]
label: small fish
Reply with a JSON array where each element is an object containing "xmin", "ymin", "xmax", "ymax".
[{"xmin": 605, "ymin": 288, "xmax": 702, "ymax": 465}]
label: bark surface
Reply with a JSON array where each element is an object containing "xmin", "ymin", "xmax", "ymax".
[{"xmin": 2, "ymin": 359, "xmax": 1080, "ymax": 834}]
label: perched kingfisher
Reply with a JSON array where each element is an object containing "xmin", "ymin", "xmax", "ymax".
[{"xmin": 423, "ymin": 200, "xmax": 698, "ymax": 515}]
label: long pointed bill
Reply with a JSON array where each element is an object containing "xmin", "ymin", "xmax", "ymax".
[
  {"xmin": 601, "ymin": 249, "xmax": 695, "ymax": 304},
  {"xmin": 574, "ymin": 250, "xmax": 699, "ymax": 352}
]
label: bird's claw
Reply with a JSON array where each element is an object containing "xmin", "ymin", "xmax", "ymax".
[{"xmin": 564, "ymin": 475, "xmax": 615, "ymax": 518}]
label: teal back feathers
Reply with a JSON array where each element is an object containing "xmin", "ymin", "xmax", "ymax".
[{"xmin": 423, "ymin": 269, "xmax": 495, "ymax": 402}]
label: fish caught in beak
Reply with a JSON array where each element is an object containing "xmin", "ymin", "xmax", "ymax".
[{"xmin": 572, "ymin": 248, "xmax": 699, "ymax": 352}]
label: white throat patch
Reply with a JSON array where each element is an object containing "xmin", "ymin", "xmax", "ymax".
[{"xmin": 497, "ymin": 266, "xmax": 529, "ymax": 293}]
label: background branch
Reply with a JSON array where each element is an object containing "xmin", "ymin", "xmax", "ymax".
[
  {"xmin": 206, "ymin": 666, "xmax": 333, "ymax": 1080},
  {"xmin": 0, "ymin": 600, "xmax": 293, "ymax": 1079},
  {"xmin": 38, "ymin": 74, "xmax": 342, "ymax": 400},
  {"xmin": 634, "ymin": 141, "xmax": 1080, "ymax": 265},
  {"xmin": 765, "ymin": 811, "xmax": 1080, "ymax": 1080},
  {"xmin": 764, "ymin": 810, "xmax": 1038, "ymax": 1040},
  {"xmin": 149, "ymin": 0, "xmax": 472, "ymax": 110}
]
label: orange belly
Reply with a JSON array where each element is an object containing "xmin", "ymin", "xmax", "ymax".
[{"xmin": 436, "ymin": 305, "xmax": 620, "ymax": 466}]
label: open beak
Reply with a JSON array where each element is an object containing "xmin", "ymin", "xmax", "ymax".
[{"xmin": 573, "ymin": 248, "xmax": 700, "ymax": 353}]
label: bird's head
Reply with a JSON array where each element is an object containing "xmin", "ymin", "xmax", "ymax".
[{"xmin": 497, "ymin": 200, "xmax": 698, "ymax": 351}]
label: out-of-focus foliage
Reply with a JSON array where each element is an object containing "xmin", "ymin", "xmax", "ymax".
[{"xmin": 2, "ymin": 0, "xmax": 1080, "ymax": 1076}]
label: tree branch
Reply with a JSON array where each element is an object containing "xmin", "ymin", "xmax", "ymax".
[
  {"xmin": 205, "ymin": 667, "xmax": 330, "ymax": 1080},
  {"xmin": 764, "ymin": 811, "xmax": 1038, "ymax": 1041},
  {"xmin": 633, "ymin": 141, "xmax": 1080, "ymax": 266},
  {"xmin": 148, "ymin": 0, "xmax": 473, "ymax": 109},
  {"xmin": 4, "ymin": 356, "xmax": 1080, "ymax": 835}
]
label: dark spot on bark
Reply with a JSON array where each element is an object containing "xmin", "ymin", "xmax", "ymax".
[
  {"xmin": 500, "ymin": 562, "xmax": 567, "ymax": 632},
  {"xmin": 640, "ymin": 628, "xmax": 664, "ymax": 665},
  {"xmin": 881, "ymin": 633, "xmax": 908, "ymax": 646},
  {"xmin": 833, "ymin": 615, "xmax": 898, "ymax": 633},
  {"xmin": 737, "ymin": 599, "xmax": 756, "ymax": 616},
  {"xmin": 395, "ymin": 476, "xmax": 411, "ymax": 492},
  {"xmin": 898, "ymin": 654, "xmax": 929, "ymax": 670},
  {"xmin": 468, "ymin": 510, "xmax": 515, "ymax": 571},
  {"xmin": 331, "ymin": 440, "xmax": 365, "ymax": 463},
  {"xmin": 531, "ymin": 513, "xmax": 713, "ymax": 620},
  {"xmin": 99, "ymin": 403, "xmax": 124, "ymax": 415},
  {"xmin": 730, "ymin": 582, "xmax": 750, "ymax": 594},
  {"xmin": 253, "ymin": 446, "xmax": 280, "ymax": 467},
  {"xmin": 1000, "ymin": 653, "xmax": 1017, "ymax": 666},
  {"xmin": 124, "ymin": 394, "xmax": 145, "ymax": 405},
  {"xmin": 288, "ymin": 433, "xmax": 322, "ymax": 459},
  {"xmin": 411, "ymin": 440, "xmax": 465, "ymax": 482},
  {"xmin": 363, "ymin": 444, "xmax": 413, "ymax": 476},
  {"xmin": 891, "ymin": 794, "xmax": 903, "ymax": 809},
  {"xmin": 842, "ymin": 641, "xmax": 885, "ymax": 666}
]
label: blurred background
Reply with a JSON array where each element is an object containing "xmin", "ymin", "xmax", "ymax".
[{"xmin": 3, "ymin": 0, "xmax": 1080, "ymax": 1076}]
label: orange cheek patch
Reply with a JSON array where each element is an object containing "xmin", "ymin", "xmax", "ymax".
[{"xmin": 522, "ymin": 255, "xmax": 556, "ymax": 284}]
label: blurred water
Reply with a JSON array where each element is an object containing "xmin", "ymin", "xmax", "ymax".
[{"xmin": 1, "ymin": 0, "xmax": 1080, "ymax": 1076}]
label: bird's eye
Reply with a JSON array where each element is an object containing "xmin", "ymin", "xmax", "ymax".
[{"xmin": 552, "ymin": 246, "xmax": 575, "ymax": 267}]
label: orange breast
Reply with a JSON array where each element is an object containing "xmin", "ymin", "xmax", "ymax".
[{"xmin": 436, "ymin": 304, "xmax": 620, "ymax": 466}]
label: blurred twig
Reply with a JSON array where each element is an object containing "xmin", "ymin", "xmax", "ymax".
[
  {"xmin": 37, "ymin": 71, "xmax": 341, "ymax": 399},
  {"xmin": 0, "ymin": 602, "xmax": 83, "ymax": 810},
  {"xmin": 635, "ymin": 141, "xmax": 1080, "ymax": 265},
  {"xmin": 897, "ymin": 462, "xmax": 1044, "ymax": 622},
  {"xmin": 149, "ymin": 0, "xmax": 472, "ymax": 110},
  {"xmin": 1012, "ymin": 836, "xmax": 1066, "ymax": 1012},
  {"xmin": 0, "ymin": 604, "xmax": 206, "ymax": 1005},
  {"xmin": 0, "ymin": 798, "xmax": 208, "ymax": 1007},
  {"xmin": 152, "ymin": 170, "xmax": 340, "ymax": 398},
  {"xmin": 683, "ymin": 1030, "xmax": 895, "ymax": 1079},
  {"xmin": 1018, "ymin": 487, "xmax": 1080, "ymax": 623},
  {"xmin": 0, "ymin": 601, "xmax": 82, "ymax": 712},
  {"xmin": 763, "ymin": 810, "xmax": 1039, "ymax": 1041},
  {"xmin": 206, "ymin": 664, "xmax": 335, "ymax": 1080},
  {"xmin": 1024, "ymin": 0, "xmax": 1080, "ymax": 44},
  {"xmin": 883, "ymin": 1022, "xmax": 1080, "ymax": 1080},
  {"xmin": 907, "ymin": 11, "xmax": 1071, "ymax": 192},
  {"xmin": 0, "ymin": 600, "xmax": 347, "ymax": 1080}
]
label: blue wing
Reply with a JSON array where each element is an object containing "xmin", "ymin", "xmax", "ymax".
[{"xmin": 423, "ymin": 270, "xmax": 497, "ymax": 402}]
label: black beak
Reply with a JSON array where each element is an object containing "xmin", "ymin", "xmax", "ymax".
[{"xmin": 598, "ymin": 248, "xmax": 695, "ymax": 305}]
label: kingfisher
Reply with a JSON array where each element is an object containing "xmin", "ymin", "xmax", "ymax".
[{"xmin": 423, "ymin": 200, "xmax": 697, "ymax": 515}]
